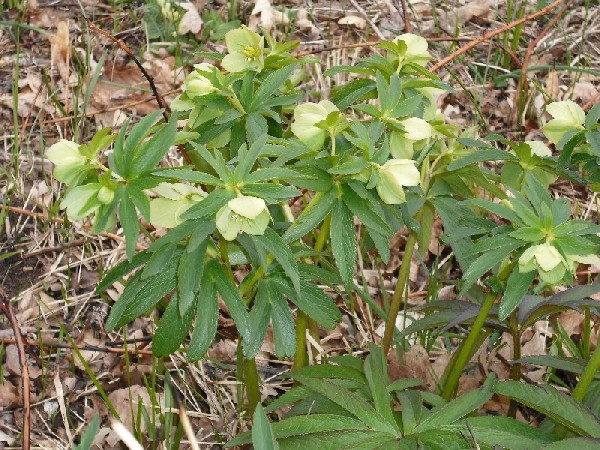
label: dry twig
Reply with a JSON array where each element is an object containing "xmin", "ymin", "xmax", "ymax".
[
  {"xmin": 513, "ymin": 0, "xmax": 575, "ymax": 125},
  {"xmin": 0, "ymin": 337, "xmax": 154, "ymax": 356},
  {"xmin": 347, "ymin": 0, "xmax": 386, "ymax": 40},
  {"xmin": 0, "ymin": 287, "xmax": 31, "ymax": 450},
  {"xmin": 430, "ymin": 0, "xmax": 567, "ymax": 73}
]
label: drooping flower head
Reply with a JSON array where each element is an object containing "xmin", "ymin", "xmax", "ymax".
[
  {"xmin": 291, "ymin": 100, "xmax": 340, "ymax": 151},
  {"xmin": 518, "ymin": 242, "xmax": 567, "ymax": 284},
  {"xmin": 392, "ymin": 33, "xmax": 431, "ymax": 68},
  {"xmin": 216, "ymin": 195, "xmax": 271, "ymax": 241},
  {"xmin": 375, "ymin": 159, "xmax": 421, "ymax": 204},
  {"xmin": 149, "ymin": 183, "xmax": 206, "ymax": 229},
  {"xmin": 46, "ymin": 140, "xmax": 88, "ymax": 185},
  {"xmin": 542, "ymin": 100, "xmax": 585, "ymax": 145},
  {"xmin": 59, "ymin": 184, "xmax": 115, "ymax": 220},
  {"xmin": 390, "ymin": 117, "xmax": 434, "ymax": 159},
  {"xmin": 221, "ymin": 26, "xmax": 265, "ymax": 73}
]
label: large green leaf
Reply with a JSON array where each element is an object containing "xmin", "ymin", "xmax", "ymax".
[
  {"xmin": 447, "ymin": 148, "xmax": 517, "ymax": 171},
  {"xmin": 131, "ymin": 112, "xmax": 178, "ymax": 175},
  {"xmin": 254, "ymin": 228, "xmax": 301, "ymax": 294},
  {"xmin": 495, "ymin": 381, "xmax": 600, "ymax": 437},
  {"xmin": 456, "ymin": 416, "xmax": 556, "ymax": 449},
  {"xmin": 330, "ymin": 200, "xmax": 357, "ymax": 290},
  {"xmin": 498, "ymin": 269, "xmax": 536, "ymax": 321},
  {"xmin": 96, "ymin": 251, "xmax": 151, "ymax": 294},
  {"xmin": 209, "ymin": 261, "xmax": 250, "ymax": 340},
  {"xmin": 283, "ymin": 189, "xmax": 337, "ymax": 243},
  {"xmin": 252, "ymin": 405, "xmax": 279, "ymax": 450},
  {"xmin": 292, "ymin": 374, "xmax": 400, "ymax": 436},
  {"xmin": 415, "ymin": 374, "xmax": 496, "ymax": 432},
  {"xmin": 152, "ymin": 293, "xmax": 194, "ymax": 357},
  {"xmin": 187, "ymin": 272, "xmax": 218, "ymax": 361},
  {"xmin": 541, "ymin": 438, "xmax": 600, "ymax": 449},
  {"xmin": 341, "ymin": 183, "xmax": 392, "ymax": 237},
  {"xmin": 118, "ymin": 188, "xmax": 140, "ymax": 260},
  {"xmin": 364, "ymin": 344, "xmax": 397, "ymax": 431}
]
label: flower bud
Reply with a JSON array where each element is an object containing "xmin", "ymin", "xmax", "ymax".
[
  {"xmin": 184, "ymin": 64, "xmax": 218, "ymax": 99},
  {"xmin": 393, "ymin": 33, "xmax": 431, "ymax": 68}
]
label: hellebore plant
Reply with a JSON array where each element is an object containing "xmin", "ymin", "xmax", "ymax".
[{"xmin": 47, "ymin": 24, "xmax": 600, "ymax": 446}]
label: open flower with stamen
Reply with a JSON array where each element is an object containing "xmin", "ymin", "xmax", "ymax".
[
  {"xmin": 376, "ymin": 159, "xmax": 421, "ymax": 204},
  {"xmin": 543, "ymin": 100, "xmax": 585, "ymax": 145},
  {"xmin": 221, "ymin": 26, "xmax": 265, "ymax": 73},
  {"xmin": 216, "ymin": 195, "xmax": 271, "ymax": 241},
  {"xmin": 149, "ymin": 183, "xmax": 206, "ymax": 229},
  {"xmin": 291, "ymin": 100, "xmax": 339, "ymax": 151}
]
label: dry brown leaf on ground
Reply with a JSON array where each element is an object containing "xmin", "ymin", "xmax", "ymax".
[
  {"xmin": 249, "ymin": 0, "xmax": 290, "ymax": 31},
  {"xmin": 436, "ymin": 0, "xmax": 492, "ymax": 33},
  {"xmin": 49, "ymin": 20, "xmax": 70, "ymax": 83},
  {"xmin": 338, "ymin": 15, "xmax": 367, "ymax": 30},
  {"xmin": 178, "ymin": 2, "xmax": 204, "ymax": 35}
]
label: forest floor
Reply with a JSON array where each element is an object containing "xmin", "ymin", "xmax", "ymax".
[{"xmin": 0, "ymin": 0, "xmax": 599, "ymax": 448}]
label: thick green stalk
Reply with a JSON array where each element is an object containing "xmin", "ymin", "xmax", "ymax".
[
  {"xmin": 507, "ymin": 310, "xmax": 522, "ymax": 418},
  {"xmin": 442, "ymin": 292, "xmax": 499, "ymax": 400},
  {"xmin": 382, "ymin": 231, "xmax": 417, "ymax": 354},
  {"xmin": 572, "ymin": 331, "xmax": 600, "ymax": 402},
  {"xmin": 294, "ymin": 214, "xmax": 332, "ymax": 370}
]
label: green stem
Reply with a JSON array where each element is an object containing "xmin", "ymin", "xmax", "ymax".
[
  {"xmin": 572, "ymin": 331, "xmax": 600, "ymax": 402},
  {"xmin": 441, "ymin": 292, "xmax": 499, "ymax": 400},
  {"xmin": 507, "ymin": 310, "xmax": 521, "ymax": 418},
  {"xmin": 294, "ymin": 213, "xmax": 332, "ymax": 370},
  {"xmin": 382, "ymin": 231, "xmax": 417, "ymax": 355}
]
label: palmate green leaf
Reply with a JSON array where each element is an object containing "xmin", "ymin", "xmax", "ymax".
[
  {"xmin": 105, "ymin": 255, "xmax": 178, "ymax": 330},
  {"xmin": 291, "ymin": 280, "xmax": 341, "ymax": 329},
  {"xmin": 131, "ymin": 112, "xmax": 178, "ymax": 175},
  {"xmin": 292, "ymin": 374, "xmax": 400, "ymax": 436},
  {"xmin": 254, "ymin": 228, "xmax": 300, "ymax": 294},
  {"xmin": 152, "ymin": 293, "xmax": 194, "ymax": 357},
  {"xmin": 235, "ymin": 133, "xmax": 267, "ymax": 181},
  {"xmin": 252, "ymin": 405, "xmax": 279, "ymax": 450},
  {"xmin": 455, "ymin": 416, "xmax": 556, "ymax": 449},
  {"xmin": 96, "ymin": 251, "xmax": 151, "ymax": 294},
  {"xmin": 245, "ymin": 113, "xmax": 268, "ymax": 145},
  {"xmin": 285, "ymin": 363, "xmax": 367, "ymax": 384},
  {"xmin": 498, "ymin": 269, "xmax": 536, "ymax": 320},
  {"xmin": 330, "ymin": 200, "xmax": 357, "ymax": 290},
  {"xmin": 119, "ymin": 110, "xmax": 163, "ymax": 176},
  {"xmin": 495, "ymin": 381, "xmax": 600, "ymax": 437},
  {"xmin": 188, "ymin": 141, "xmax": 233, "ymax": 183},
  {"xmin": 152, "ymin": 167, "xmax": 223, "ymax": 186},
  {"xmin": 270, "ymin": 284, "xmax": 296, "ymax": 358},
  {"xmin": 118, "ymin": 188, "xmax": 140, "ymax": 260},
  {"xmin": 245, "ymin": 280, "xmax": 271, "ymax": 358},
  {"xmin": 397, "ymin": 390, "xmax": 423, "ymax": 435},
  {"xmin": 364, "ymin": 344, "xmax": 397, "ymax": 431},
  {"xmin": 244, "ymin": 167, "xmax": 301, "ymax": 184},
  {"xmin": 242, "ymin": 183, "xmax": 301, "ymax": 201},
  {"xmin": 178, "ymin": 239, "xmax": 209, "ymax": 317},
  {"xmin": 251, "ymin": 63, "xmax": 298, "ymax": 110},
  {"xmin": 459, "ymin": 241, "xmax": 523, "ymax": 296},
  {"xmin": 341, "ymin": 183, "xmax": 392, "ymax": 237},
  {"xmin": 142, "ymin": 243, "xmax": 177, "ymax": 279},
  {"xmin": 541, "ymin": 437, "xmax": 600, "ymax": 449},
  {"xmin": 208, "ymin": 260, "xmax": 250, "ymax": 341},
  {"xmin": 283, "ymin": 188, "xmax": 337, "ymax": 243},
  {"xmin": 415, "ymin": 374, "xmax": 496, "ymax": 433},
  {"xmin": 462, "ymin": 198, "xmax": 523, "ymax": 226},
  {"xmin": 514, "ymin": 355, "xmax": 594, "ymax": 376},
  {"xmin": 188, "ymin": 272, "xmax": 218, "ymax": 361},
  {"xmin": 446, "ymin": 148, "xmax": 517, "ymax": 171},
  {"xmin": 331, "ymin": 78, "xmax": 376, "ymax": 110},
  {"xmin": 180, "ymin": 189, "xmax": 236, "ymax": 220}
]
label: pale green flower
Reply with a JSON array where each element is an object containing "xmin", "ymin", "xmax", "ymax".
[
  {"xmin": 291, "ymin": 100, "xmax": 339, "ymax": 151},
  {"xmin": 376, "ymin": 159, "xmax": 421, "ymax": 204},
  {"xmin": 518, "ymin": 242, "xmax": 567, "ymax": 284},
  {"xmin": 60, "ymin": 184, "xmax": 114, "ymax": 220},
  {"xmin": 525, "ymin": 140, "xmax": 552, "ymax": 157},
  {"xmin": 394, "ymin": 33, "xmax": 431, "ymax": 67},
  {"xmin": 417, "ymin": 86, "xmax": 445, "ymax": 121},
  {"xmin": 184, "ymin": 63, "xmax": 218, "ymax": 99},
  {"xmin": 46, "ymin": 140, "xmax": 88, "ymax": 184},
  {"xmin": 566, "ymin": 253, "xmax": 600, "ymax": 272},
  {"xmin": 543, "ymin": 100, "xmax": 585, "ymax": 145},
  {"xmin": 221, "ymin": 26, "xmax": 265, "ymax": 73},
  {"xmin": 149, "ymin": 183, "xmax": 206, "ymax": 229},
  {"xmin": 390, "ymin": 117, "xmax": 434, "ymax": 159},
  {"xmin": 216, "ymin": 196, "xmax": 271, "ymax": 241}
]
